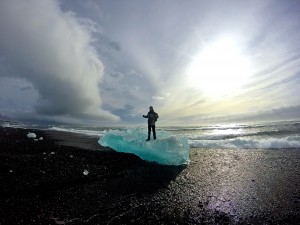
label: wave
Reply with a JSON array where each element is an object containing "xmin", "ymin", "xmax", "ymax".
[
  {"xmin": 164, "ymin": 124, "xmax": 269, "ymax": 132},
  {"xmin": 48, "ymin": 126, "xmax": 105, "ymax": 137},
  {"xmin": 189, "ymin": 135, "xmax": 300, "ymax": 149},
  {"xmin": 0, "ymin": 121, "xmax": 26, "ymax": 128},
  {"xmin": 188, "ymin": 130, "xmax": 298, "ymax": 141},
  {"xmin": 2, "ymin": 119, "xmax": 300, "ymax": 150}
]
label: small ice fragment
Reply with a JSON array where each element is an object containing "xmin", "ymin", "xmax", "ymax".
[
  {"xmin": 27, "ymin": 132, "xmax": 37, "ymax": 138},
  {"xmin": 34, "ymin": 139, "xmax": 39, "ymax": 141},
  {"xmin": 9, "ymin": 170, "xmax": 13, "ymax": 173},
  {"xmin": 70, "ymin": 155, "xmax": 73, "ymax": 158},
  {"xmin": 43, "ymin": 152, "xmax": 46, "ymax": 155},
  {"xmin": 50, "ymin": 152, "xmax": 55, "ymax": 155},
  {"xmin": 39, "ymin": 137, "xmax": 44, "ymax": 141},
  {"xmin": 55, "ymin": 220, "xmax": 65, "ymax": 225},
  {"xmin": 50, "ymin": 217, "xmax": 65, "ymax": 225},
  {"xmin": 83, "ymin": 169, "xmax": 89, "ymax": 176}
]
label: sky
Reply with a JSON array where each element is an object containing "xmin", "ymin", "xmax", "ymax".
[{"xmin": 0, "ymin": 0, "xmax": 300, "ymax": 126}]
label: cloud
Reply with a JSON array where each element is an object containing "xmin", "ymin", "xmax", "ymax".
[
  {"xmin": 110, "ymin": 72, "xmax": 124, "ymax": 80},
  {"xmin": 0, "ymin": 0, "xmax": 119, "ymax": 122},
  {"xmin": 20, "ymin": 86, "xmax": 33, "ymax": 92},
  {"xmin": 228, "ymin": 105, "xmax": 300, "ymax": 123},
  {"xmin": 77, "ymin": 17, "xmax": 103, "ymax": 34},
  {"xmin": 152, "ymin": 96, "xmax": 165, "ymax": 100},
  {"xmin": 127, "ymin": 69, "xmax": 143, "ymax": 77},
  {"xmin": 108, "ymin": 41, "xmax": 121, "ymax": 51}
]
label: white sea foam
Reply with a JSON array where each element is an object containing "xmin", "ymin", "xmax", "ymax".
[
  {"xmin": 1, "ymin": 122, "xmax": 11, "ymax": 128},
  {"xmin": 188, "ymin": 135, "xmax": 300, "ymax": 149},
  {"xmin": 0, "ymin": 121, "xmax": 26, "ymax": 128},
  {"xmin": 48, "ymin": 126, "xmax": 105, "ymax": 137}
]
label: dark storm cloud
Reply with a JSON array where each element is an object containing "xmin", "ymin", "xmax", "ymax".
[{"xmin": 0, "ymin": 0, "xmax": 119, "ymax": 122}]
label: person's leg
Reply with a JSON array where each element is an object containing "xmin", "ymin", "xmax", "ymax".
[
  {"xmin": 152, "ymin": 125, "xmax": 156, "ymax": 140},
  {"xmin": 147, "ymin": 124, "xmax": 151, "ymax": 140}
]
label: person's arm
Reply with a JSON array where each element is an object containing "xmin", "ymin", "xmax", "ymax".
[{"xmin": 143, "ymin": 112, "xmax": 149, "ymax": 118}]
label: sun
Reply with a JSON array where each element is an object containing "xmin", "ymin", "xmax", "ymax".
[{"xmin": 187, "ymin": 38, "xmax": 252, "ymax": 97}]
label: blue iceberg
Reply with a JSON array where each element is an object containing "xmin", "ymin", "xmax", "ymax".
[{"xmin": 98, "ymin": 128, "xmax": 190, "ymax": 166}]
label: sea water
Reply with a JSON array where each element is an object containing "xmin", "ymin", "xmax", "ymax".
[
  {"xmin": 1, "ymin": 120, "xmax": 300, "ymax": 164},
  {"xmin": 170, "ymin": 121, "xmax": 300, "ymax": 149}
]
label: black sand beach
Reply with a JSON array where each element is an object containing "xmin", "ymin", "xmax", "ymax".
[{"xmin": 1, "ymin": 127, "xmax": 300, "ymax": 224}]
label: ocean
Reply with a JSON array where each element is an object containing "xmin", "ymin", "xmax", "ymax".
[{"xmin": 1, "ymin": 120, "xmax": 300, "ymax": 150}]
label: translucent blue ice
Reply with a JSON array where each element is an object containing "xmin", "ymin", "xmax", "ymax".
[{"xmin": 98, "ymin": 128, "xmax": 190, "ymax": 165}]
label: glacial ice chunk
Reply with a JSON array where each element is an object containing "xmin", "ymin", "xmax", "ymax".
[
  {"xmin": 98, "ymin": 128, "xmax": 190, "ymax": 166},
  {"xmin": 83, "ymin": 169, "xmax": 89, "ymax": 176},
  {"xmin": 27, "ymin": 132, "xmax": 37, "ymax": 138}
]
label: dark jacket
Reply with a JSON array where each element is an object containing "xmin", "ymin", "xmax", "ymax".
[{"xmin": 143, "ymin": 110, "xmax": 158, "ymax": 125}]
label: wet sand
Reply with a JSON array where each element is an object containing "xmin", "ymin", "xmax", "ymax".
[{"xmin": 1, "ymin": 127, "xmax": 300, "ymax": 224}]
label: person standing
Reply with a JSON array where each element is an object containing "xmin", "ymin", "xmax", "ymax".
[{"xmin": 143, "ymin": 106, "xmax": 159, "ymax": 141}]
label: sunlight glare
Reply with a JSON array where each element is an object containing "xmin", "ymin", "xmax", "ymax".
[{"xmin": 188, "ymin": 38, "xmax": 252, "ymax": 97}]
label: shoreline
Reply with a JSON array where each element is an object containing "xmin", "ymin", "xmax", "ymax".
[{"xmin": 1, "ymin": 127, "xmax": 300, "ymax": 224}]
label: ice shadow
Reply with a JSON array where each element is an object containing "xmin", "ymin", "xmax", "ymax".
[{"xmin": 103, "ymin": 147, "xmax": 187, "ymax": 194}]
